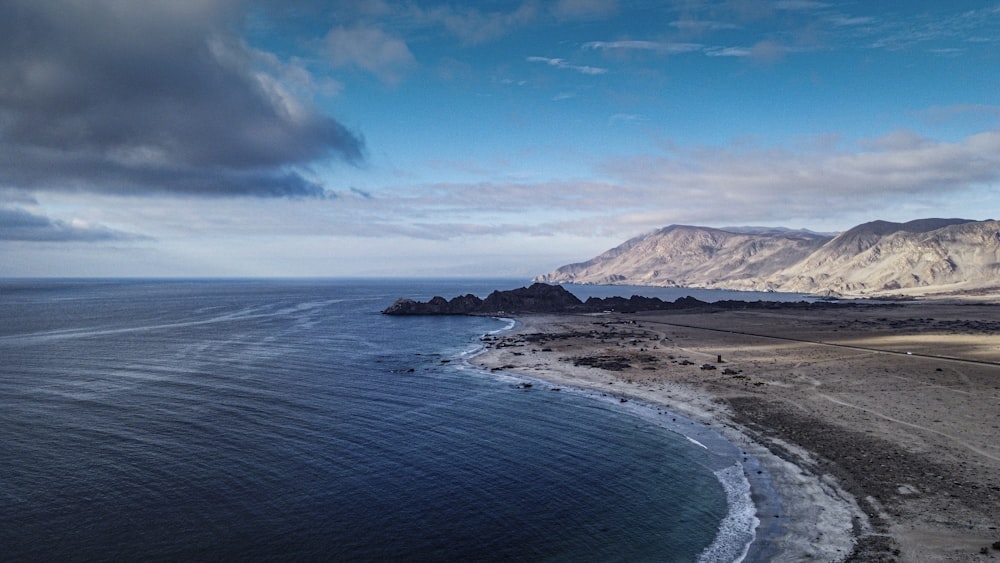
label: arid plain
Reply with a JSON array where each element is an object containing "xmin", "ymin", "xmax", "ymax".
[{"xmin": 474, "ymin": 300, "xmax": 1000, "ymax": 561}]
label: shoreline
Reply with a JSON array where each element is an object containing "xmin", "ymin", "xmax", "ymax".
[
  {"xmin": 471, "ymin": 304, "xmax": 1000, "ymax": 561},
  {"xmin": 468, "ymin": 361, "xmax": 772, "ymax": 561},
  {"xmin": 469, "ymin": 317, "xmax": 860, "ymax": 562}
]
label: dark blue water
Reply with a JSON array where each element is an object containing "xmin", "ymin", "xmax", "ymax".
[{"xmin": 0, "ymin": 279, "xmax": 752, "ymax": 561}]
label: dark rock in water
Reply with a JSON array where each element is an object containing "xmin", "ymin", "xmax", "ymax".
[
  {"xmin": 382, "ymin": 282, "xmax": 860, "ymax": 316},
  {"xmin": 481, "ymin": 283, "xmax": 583, "ymax": 313},
  {"xmin": 382, "ymin": 283, "xmax": 583, "ymax": 315},
  {"xmin": 383, "ymin": 283, "xmax": 694, "ymax": 315}
]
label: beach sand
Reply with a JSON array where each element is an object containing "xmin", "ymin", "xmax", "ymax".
[{"xmin": 473, "ymin": 301, "xmax": 1000, "ymax": 561}]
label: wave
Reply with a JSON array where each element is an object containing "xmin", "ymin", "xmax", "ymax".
[
  {"xmin": 458, "ymin": 317, "xmax": 518, "ymax": 363},
  {"xmin": 686, "ymin": 436, "xmax": 709, "ymax": 450},
  {"xmin": 487, "ymin": 317, "xmax": 517, "ymax": 334},
  {"xmin": 698, "ymin": 463, "xmax": 759, "ymax": 563}
]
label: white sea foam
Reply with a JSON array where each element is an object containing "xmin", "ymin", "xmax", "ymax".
[
  {"xmin": 460, "ymin": 318, "xmax": 517, "ymax": 362},
  {"xmin": 686, "ymin": 436, "xmax": 709, "ymax": 450},
  {"xmin": 698, "ymin": 463, "xmax": 759, "ymax": 563},
  {"xmin": 488, "ymin": 317, "xmax": 517, "ymax": 334}
]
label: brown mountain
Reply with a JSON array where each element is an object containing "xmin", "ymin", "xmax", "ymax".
[
  {"xmin": 535, "ymin": 219, "xmax": 1000, "ymax": 297},
  {"xmin": 534, "ymin": 225, "xmax": 831, "ymax": 290}
]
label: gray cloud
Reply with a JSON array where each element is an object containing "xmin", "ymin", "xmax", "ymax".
[
  {"xmin": 0, "ymin": 206, "xmax": 144, "ymax": 242},
  {"xmin": 0, "ymin": 1, "xmax": 364, "ymax": 198}
]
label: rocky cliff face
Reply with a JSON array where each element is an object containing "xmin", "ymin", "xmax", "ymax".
[{"xmin": 535, "ymin": 219, "xmax": 1000, "ymax": 297}]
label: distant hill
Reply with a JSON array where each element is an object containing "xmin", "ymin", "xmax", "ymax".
[{"xmin": 534, "ymin": 219, "xmax": 1000, "ymax": 297}]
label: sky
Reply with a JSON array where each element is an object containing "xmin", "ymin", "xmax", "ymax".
[{"xmin": 1, "ymin": 0, "xmax": 999, "ymax": 278}]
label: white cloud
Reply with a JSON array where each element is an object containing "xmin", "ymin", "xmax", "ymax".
[
  {"xmin": 865, "ymin": 4, "xmax": 1000, "ymax": 51},
  {"xmin": 706, "ymin": 40, "xmax": 788, "ymax": 62},
  {"xmin": 917, "ymin": 104, "xmax": 1000, "ymax": 126},
  {"xmin": 324, "ymin": 25, "xmax": 416, "ymax": 85},
  {"xmin": 527, "ymin": 56, "xmax": 607, "ymax": 75},
  {"xmin": 25, "ymin": 127, "xmax": 1000, "ymax": 276},
  {"xmin": 111, "ymin": 130, "xmax": 1000, "ymax": 241},
  {"xmin": 583, "ymin": 40, "xmax": 704, "ymax": 54},
  {"xmin": 609, "ymin": 113, "xmax": 643, "ymax": 125},
  {"xmin": 596, "ymin": 130, "xmax": 1000, "ymax": 227},
  {"xmin": 749, "ymin": 39, "xmax": 787, "ymax": 62},
  {"xmin": 858, "ymin": 130, "xmax": 933, "ymax": 152},
  {"xmin": 669, "ymin": 20, "xmax": 740, "ymax": 32},
  {"xmin": 414, "ymin": 2, "xmax": 539, "ymax": 45},
  {"xmin": 705, "ymin": 46, "xmax": 752, "ymax": 57},
  {"xmin": 828, "ymin": 15, "xmax": 875, "ymax": 27}
]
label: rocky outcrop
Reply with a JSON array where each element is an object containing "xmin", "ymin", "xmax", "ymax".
[
  {"xmin": 382, "ymin": 283, "xmax": 848, "ymax": 316},
  {"xmin": 382, "ymin": 283, "xmax": 584, "ymax": 315},
  {"xmin": 535, "ymin": 219, "xmax": 1000, "ymax": 297}
]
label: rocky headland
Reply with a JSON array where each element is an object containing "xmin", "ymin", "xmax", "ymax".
[{"xmin": 382, "ymin": 282, "xmax": 853, "ymax": 316}]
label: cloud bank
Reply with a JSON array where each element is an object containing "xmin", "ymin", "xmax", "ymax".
[
  {"xmin": 321, "ymin": 129, "xmax": 1000, "ymax": 239},
  {"xmin": 0, "ymin": 0, "xmax": 364, "ymax": 198},
  {"xmin": 0, "ymin": 206, "xmax": 143, "ymax": 242}
]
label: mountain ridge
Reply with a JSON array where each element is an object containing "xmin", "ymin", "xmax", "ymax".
[{"xmin": 535, "ymin": 219, "xmax": 1000, "ymax": 297}]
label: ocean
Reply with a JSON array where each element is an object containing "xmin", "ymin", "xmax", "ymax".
[{"xmin": 0, "ymin": 279, "xmax": 766, "ymax": 561}]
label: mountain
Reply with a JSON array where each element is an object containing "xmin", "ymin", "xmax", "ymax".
[
  {"xmin": 769, "ymin": 219, "xmax": 997, "ymax": 295},
  {"xmin": 534, "ymin": 224, "xmax": 832, "ymax": 290},
  {"xmin": 535, "ymin": 219, "xmax": 1000, "ymax": 297}
]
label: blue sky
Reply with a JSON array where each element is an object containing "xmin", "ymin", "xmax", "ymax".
[{"xmin": 1, "ymin": 1, "xmax": 999, "ymax": 277}]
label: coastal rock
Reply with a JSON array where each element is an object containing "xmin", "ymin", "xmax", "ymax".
[
  {"xmin": 382, "ymin": 283, "xmax": 583, "ymax": 315},
  {"xmin": 383, "ymin": 283, "xmax": 849, "ymax": 316}
]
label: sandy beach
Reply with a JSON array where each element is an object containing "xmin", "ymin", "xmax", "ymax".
[{"xmin": 472, "ymin": 301, "xmax": 1000, "ymax": 561}]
